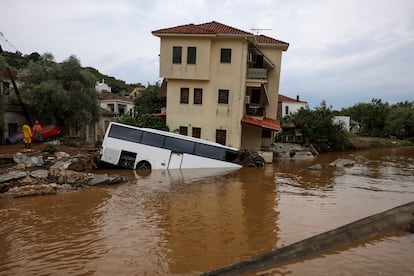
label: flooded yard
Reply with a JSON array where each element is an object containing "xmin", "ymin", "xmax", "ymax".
[{"xmin": 0, "ymin": 147, "xmax": 413, "ymax": 275}]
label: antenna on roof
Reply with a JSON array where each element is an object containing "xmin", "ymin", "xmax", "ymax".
[{"xmin": 251, "ymin": 28, "xmax": 272, "ymax": 35}]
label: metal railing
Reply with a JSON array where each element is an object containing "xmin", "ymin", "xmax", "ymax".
[{"xmin": 247, "ymin": 68, "xmax": 267, "ymax": 79}]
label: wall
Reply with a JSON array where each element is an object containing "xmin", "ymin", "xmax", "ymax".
[
  {"xmin": 165, "ymin": 37, "xmax": 247, "ymax": 149},
  {"xmin": 258, "ymin": 46, "xmax": 284, "ymax": 120},
  {"xmin": 159, "ymin": 37, "xmax": 212, "ymax": 80},
  {"xmin": 279, "ymin": 101, "xmax": 307, "ymax": 117}
]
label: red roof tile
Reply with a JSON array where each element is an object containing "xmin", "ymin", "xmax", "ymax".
[
  {"xmin": 241, "ymin": 116, "xmax": 281, "ymax": 131},
  {"xmin": 278, "ymin": 94, "xmax": 307, "ymax": 103},
  {"xmin": 152, "ymin": 21, "xmax": 253, "ymax": 36},
  {"xmin": 255, "ymin": 34, "xmax": 289, "ymax": 47},
  {"xmin": 100, "ymin": 91, "xmax": 133, "ymax": 102}
]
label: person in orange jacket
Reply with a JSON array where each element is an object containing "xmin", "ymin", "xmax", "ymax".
[
  {"xmin": 33, "ymin": 120, "xmax": 43, "ymax": 143},
  {"xmin": 22, "ymin": 122, "xmax": 32, "ymax": 150}
]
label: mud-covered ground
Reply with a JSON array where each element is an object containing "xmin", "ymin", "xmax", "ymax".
[{"xmin": 0, "ymin": 143, "xmax": 97, "ymax": 156}]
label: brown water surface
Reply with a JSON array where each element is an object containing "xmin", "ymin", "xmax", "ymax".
[{"xmin": 0, "ymin": 147, "xmax": 413, "ymax": 275}]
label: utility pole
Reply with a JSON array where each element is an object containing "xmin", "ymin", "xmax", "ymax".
[{"xmin": 0, "ymin": 44, "xmax": 33, "ymax": 126}]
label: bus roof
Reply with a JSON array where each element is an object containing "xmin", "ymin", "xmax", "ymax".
[{"xmin": 110, "ymin": 122, "xmax": 239, "ymax": 151}]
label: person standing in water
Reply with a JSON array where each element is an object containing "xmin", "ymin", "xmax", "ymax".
[
  {"xmin": 22, "ymin": 122, "xmax": 32, "ymax": 151},
  {"xmin": 33, "ymin": 120, "xmax": 42, "ymax": 143}
]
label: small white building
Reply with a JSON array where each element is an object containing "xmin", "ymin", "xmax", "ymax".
[
  {"xmin": 278, "ymin": 94, "xmax": 308, "ymax": 117},
  {"xmin": 95, "ymin": 79, "xmax": 111, "ymax": 93},
  {"xmin": 99, "ymin": 91, "xmax": 134, "ymax": 117},
  {"xmin": 333, "ymin": 116, "xmax": 351, "ymax": 132}
]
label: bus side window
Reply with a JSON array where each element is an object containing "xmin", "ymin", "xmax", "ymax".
[
  {"xmin": 164, "ymin": 137, "xmax": 195, "ymax": 154},
  {"xmin": 109, "ymin": 124, "xmax": 142, "ymax": 143},
  {"xmin": 194, "ymin": 143, "xmax": 225, "ymax": 160},
  {"xmin": 141, "ymin": 132, "xmax": 165, "ymax": 147}
]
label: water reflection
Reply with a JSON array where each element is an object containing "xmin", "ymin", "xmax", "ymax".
[
  {"xmin": 0, "ymin": 189, "xmax": 110, "ymax": 274},
  {"xmin": 0, "ymin": 147, "xmax": 413, "ymax": 275},
  {"xmin": 125, "ymin": 166, "xmax": 280, "ymax": 274}
]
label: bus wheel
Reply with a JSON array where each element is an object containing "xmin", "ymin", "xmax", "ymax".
[{"xmin": 135, "ymin": 161, "xmax": 151, "ymax": 176}]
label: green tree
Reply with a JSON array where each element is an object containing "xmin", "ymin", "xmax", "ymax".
[
  {"xmin": 19, "ymin": 55, "xmax": 99, "ymax": 132},
  {"xmin": 384, "ymin": 102, "xmax": 414, "ymax": 138},
  {"xmin": 134, "ymin": 82, "xmax": 165, "ymax": 115},
  {"xmin": 288, "ymin": 101, "xmax": 348, "ymax": 151},
  {"xmin": 117, "ymin": 114, "xmax": 138, "ymax": 126},
  {"xmin": 341, "ymin": 98, "xmax": 390, "ymax": 137},
  {"xmin": 136, "ymin": 115, "xmax": 168, "ymax": 131}
]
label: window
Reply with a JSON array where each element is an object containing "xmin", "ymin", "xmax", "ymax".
[
  {"xmin": 262, "ymin": 129, "xmax": 271, "ymax": 138},
  {"xmin": 193, "ymin": 88, "xmax": 203, "ymax": 104},
  {"xmin": 187, "ymin": 47, "xmax": 196, "ymax": 64},
  {"xmin": 220, "ymin": 48, "xmax": 232, "ymax": 63},
  {"xmin": 8, "ymin": 123, "xmax": 18, "ymax": 135},
  {"xmin": 216, "ymin": 129, "xmax": 226, "ymax": 145},
  {"xmin": 251, "ymin": 88, "xmax": 261, "ymax": 104},
  {"xmin": 141, "ymin": 132, "xmax": 165, "ymax": 147},
  {"xmin": 285, "ymin": 106, "xmax": 289, "ymax": 115},
  {"xmin": 192, "ymin": 127, "xmax": 201, "ymax": 138},
  {"xmin": 173, "ymin": 46, "xmax": 182, "ymax": 64},
  {"xmin": 118, "ymin": 104, "xmax": 126, "ymax": 115},
  {"xmin": 108, "ymin": 124, "xmax": 142, "ymax": 143},
  {"xmin": 218, "ymin": 89, "xmax": 229, "ymax": 104},
  {"xmin": 164, "ymin": 137, "xmax": 195, "ymax": 154},
  {"xmin": 179, "ymin": 126, "xmax": 188, "ymax": 136},
  {"xmin": 194, "ymin": 143, "xmax": 225, "ymax": 160},
  {"xmin": 180, "ymin": 88, "xmax": 189, "ymax": 104}
]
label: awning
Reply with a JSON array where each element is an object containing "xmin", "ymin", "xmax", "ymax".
[
  {"xmin": 241, "ymin": 116, "xmax": 281, "ymax": 131},
  {"xmin": 252, "ymin": 47, "xmax": 275, "ymax": 69},
  {"xmin": 262, "ymin": 84, "xmax": 270, "ymax": 105}
]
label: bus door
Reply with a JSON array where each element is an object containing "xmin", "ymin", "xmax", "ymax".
[{"xmin": 168, "ymin": 152, "xmax": 183, "ymax": 169}]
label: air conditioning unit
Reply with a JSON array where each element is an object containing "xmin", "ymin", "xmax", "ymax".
[
  {"xmin": 247, "ymin": 53, "xmax": 253, "ymax": 63},
  {"xmin": 245, "ymin": 95, "xmax": 250, "ymax": 104}
]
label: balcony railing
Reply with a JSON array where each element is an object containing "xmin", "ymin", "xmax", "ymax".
[
  {"xmin": 245, "ymin": 104, "xmax": 265, "ymax": 117},
  {"xmin": 247, "ymin": 68, "xmax": 267, "ymax": 79}
]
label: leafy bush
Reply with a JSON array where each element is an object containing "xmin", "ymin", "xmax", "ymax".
[{"xmin": 43, "ymin": 144, "xmax": 58, "ymax": 154}]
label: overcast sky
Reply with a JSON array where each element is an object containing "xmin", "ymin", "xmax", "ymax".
[{"xmin": 1, "ymin": 0, "xmax": 413, "ymax": 109}]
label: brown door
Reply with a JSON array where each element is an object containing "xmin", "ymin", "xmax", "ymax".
[{"xmin": 216, "ymin": 129, "xmax": 226, "ymax": 145}]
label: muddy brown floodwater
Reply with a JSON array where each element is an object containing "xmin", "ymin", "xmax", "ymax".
[{"xmin": 0, "ymin": 146, "xmax": 413, "ymax": 275}]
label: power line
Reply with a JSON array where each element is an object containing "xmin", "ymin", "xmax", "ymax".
[{"xmin": 0, "ymin": 32, "xmax": 19, "ymax": 52}]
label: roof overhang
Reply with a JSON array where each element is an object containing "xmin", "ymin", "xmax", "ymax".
[{"xmin": 241, "ymin": 116, "xmax": 281, "ymax": 131}]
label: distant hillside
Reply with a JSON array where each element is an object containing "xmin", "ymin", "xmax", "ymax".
[{"xmin": 1, "ymin": 50, "xmax": 141, "ymax": 94}]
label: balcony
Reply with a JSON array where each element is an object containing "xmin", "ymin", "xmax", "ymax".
[
  {"xmin": 245, "ymin": 104, "xmax": 265, "ymax": 117},
  {"xmin": 247, "ymin": 68, "xmax": 267, "ymax": 80}
]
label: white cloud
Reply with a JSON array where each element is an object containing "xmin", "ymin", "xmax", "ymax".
[{"xmin": 1, "ymin": 0, "xmax": 413, "ymax": 109}]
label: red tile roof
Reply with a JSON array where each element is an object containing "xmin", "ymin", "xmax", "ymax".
[
  {"xmin": 152, "ymin": 21, "xmax": 253, "ymax": 36},
  {"xmin": 152, "ymin": 21, "xmax": 288, "ymax": 48},
  {"xmin": 255, "ymin": 34, "xmax": 289, "ymax": 47},
  {"xmin": 99, "ymin": 91, "xmax": 133, "ymax": 103},
  {"xmin": 241, "ymin": 116, "xmax": 281, "ymax": 131},
  {"xmin": 278, "ymin": 94, "xmax": 307, "ymax": 103}
]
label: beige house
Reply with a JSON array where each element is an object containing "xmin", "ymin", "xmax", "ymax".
[{"xmin": 152, "ymin": 21, "xmax": 289, "ymax": 150}]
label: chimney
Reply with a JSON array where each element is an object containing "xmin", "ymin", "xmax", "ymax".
[{"xmin": 296, "ymin": 95, "xmax": 299, "ymax": 102}]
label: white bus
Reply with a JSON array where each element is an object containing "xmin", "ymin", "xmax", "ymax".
[{"xmin": 100, "ymin": 122, "xmax": 242, "ymax": 171}]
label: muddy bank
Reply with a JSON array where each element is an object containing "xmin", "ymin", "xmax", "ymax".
[
  {"xmin": 347, "ymin": 136, "xmax": 413, "ymax": 150},
  {"xmin": 0, "ymin": 145, "xmax": 127, "ymax": 198}
]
